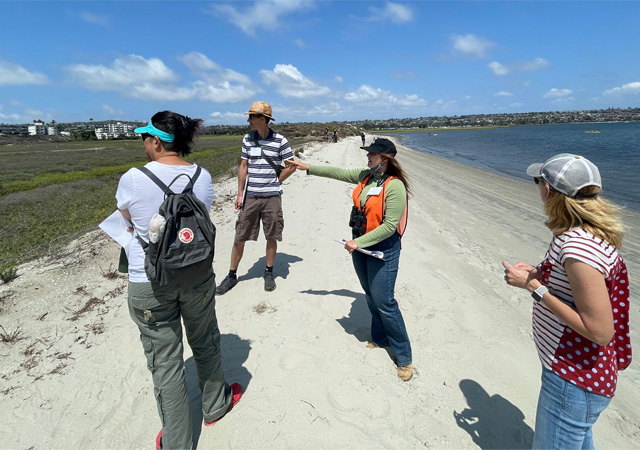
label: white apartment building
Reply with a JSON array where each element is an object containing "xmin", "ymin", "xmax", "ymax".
[
  {"xmin": 94, "ymin": 122, "xmax": 135, "ymax": 140},
  {"xmin": 28, "ymin": 121, "xmax": 46, "ymax": 135}
]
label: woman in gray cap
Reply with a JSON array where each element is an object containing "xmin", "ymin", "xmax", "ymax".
[
  {"xmin": 286, "ymin": 138, "xmax": 413, "ymax": 381},
  {"xmin": 503, "ymin": 153, "xmax": 631, "ymax": 449}
]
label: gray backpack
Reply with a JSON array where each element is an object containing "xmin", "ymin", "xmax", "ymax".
[{"xmin": 136, "ymin": 166, "xmax": 215, "ymax": 289}]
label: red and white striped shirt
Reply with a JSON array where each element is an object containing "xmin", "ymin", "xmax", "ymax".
[{"xmin": 533, "ymin": 229, "xmax": 632, "ymax": 397}]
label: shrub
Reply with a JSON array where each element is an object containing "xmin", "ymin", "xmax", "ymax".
[{"xmin": 0, "ymin": 264, "xmax": 18, "ymax": 283}]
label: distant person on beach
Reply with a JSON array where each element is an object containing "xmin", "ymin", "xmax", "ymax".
[
  {"xmin": 361, "ymin": 131, "xmax": 366, "ymax": 146},
  {"xmin": 215, "ymin": 101, "xmax": 296, "ymax": 295},
  {"xmin": 325, "ymin": 128, "xmax": 329, "ymax": 142},
  {"xmin": 286, "ymin": 138, "xmax": 413, "ymax": 381},
  {"xmin": 116, "ymin": 111, "xmax": 242, "ymax": 449},
  {"xmin": 503, "ymin": 153, "xmax": 631, "ymax": 449},
  {"xmin": 333, "ymin": 130, "xmax": 338, "ymax": 143}
]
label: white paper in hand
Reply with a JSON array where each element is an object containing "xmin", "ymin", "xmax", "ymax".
[
  {"xmin": 99, "ymin": 210, "xmax": 133, "ymax": 249},
  {"xmin": 334, "ymin": 239, "xmax": 384, "ymax": 260}
]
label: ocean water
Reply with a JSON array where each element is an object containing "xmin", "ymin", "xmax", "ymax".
[{"xmin": 394, "ymin": 122, "xmax": 640, "ymax": 211}]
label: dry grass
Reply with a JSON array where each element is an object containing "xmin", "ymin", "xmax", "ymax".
[
  {"xmin": 67, "ymin": 296, "xmax": 105, "ymax": 322},
  {"xmin": 0, "ymin": 325, "xmax": 26, "ymax": 343},
  {"xmin": 252, "ymin": 301, "xmax": 278, "ymax": 315},
  {"xmin": 100, "ymin": 264, "xmax": 120, "ymax": 280}
]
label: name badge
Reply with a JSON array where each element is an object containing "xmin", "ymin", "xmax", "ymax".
[{"xmin": 367, "ymin": 187, "xmax": 383, "ymax": 196}]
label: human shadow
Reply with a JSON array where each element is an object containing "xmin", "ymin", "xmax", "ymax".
[
  {"xmin": 237, "ymin": 252, "xmax": 303, "ymax": 282},
  {"xmin": 185, "ymin": 333, "xmax": 252, "ymax": 448},
  {"xmin": 300, "ymin": 288, "xmax": 391, "ymax": 357},
  {"xmin": 453, "ymin": 379, "xmax": 534, "ymax": 450}
]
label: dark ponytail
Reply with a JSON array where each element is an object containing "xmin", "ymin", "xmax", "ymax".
[{"xmin": 150, "ymin": 110, "xmax": 203, "ymax": 156}]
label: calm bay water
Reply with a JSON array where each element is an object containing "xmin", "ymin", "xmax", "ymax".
[{"xmin": 394, "ymin": 122, "xmax": 640, "ymax": 211}]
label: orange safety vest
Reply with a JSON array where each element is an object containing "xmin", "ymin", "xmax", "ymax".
[{"xmin": 351, "ymin": 174, "xmax": 408, "ymax": 237}]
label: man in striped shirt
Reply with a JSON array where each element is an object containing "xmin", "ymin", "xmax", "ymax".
[{"xmin": 216, "ymin": 101, "xmax": 295, "ymax": 294}]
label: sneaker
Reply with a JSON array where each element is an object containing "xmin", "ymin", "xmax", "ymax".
[
  {"xmin": 156, "ymin": 430, "xmax": 162, "ymax": 450},
  {"xmin": 397, "ymin": 364, "xmax": 413, "ymax": 382},
  {"xmin": 263, "ymin": 271, "xmax": 276, "ymax": 291},
  {"xmin": 215, "ymin": 275, "xmax": 237, "ymax": 295},
  {"xmin": 204, "ymin": 383, "xmax": 243, "ymax": 426}
]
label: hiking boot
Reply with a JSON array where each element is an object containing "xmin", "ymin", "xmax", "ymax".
[
  {"xmin": 216, "ymin": 275, "xmax": 237, "ymax": 295},
  {"xmin": 263, "ymin": 271, "xmax": 276, "ymax": 291},
  {"xmin": 397, "ymin": 364, "xmax": 413, "ymax": 382}
]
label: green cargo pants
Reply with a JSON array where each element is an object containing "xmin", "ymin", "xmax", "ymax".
[{"xmin": 128, "ymin": 271, "xmax": 233, "ymax": 450}]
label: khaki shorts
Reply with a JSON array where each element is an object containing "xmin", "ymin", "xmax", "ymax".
[{"xmin": 235, "ymin": 195, "xmax": 284, "ymax": 242}]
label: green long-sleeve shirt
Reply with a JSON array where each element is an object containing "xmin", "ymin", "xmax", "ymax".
[{"xmin": 307, "ymin": 165, "xmax": 407, "ymax": 248}]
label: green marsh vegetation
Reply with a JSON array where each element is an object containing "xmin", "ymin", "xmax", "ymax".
[{"xmin": 0, "ymin": 133, "xmax": 321, "ymax": 274}]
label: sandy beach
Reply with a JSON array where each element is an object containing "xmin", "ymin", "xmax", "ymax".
[{"xmin": 1, "ymin": 136, "xmax": 638, "ymax": 449}]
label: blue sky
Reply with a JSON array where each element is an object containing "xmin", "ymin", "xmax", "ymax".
[{"xmin": 1, "ymin": 1, "xmax": 639, "ymax": 125}]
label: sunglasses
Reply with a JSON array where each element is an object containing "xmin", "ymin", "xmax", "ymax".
[
  {"xmin": 248, "ymin": 114, "xmax": 263, "ymax": 120},
  {"xmin": 141, "ymin": 133, "xmax": 153, "ymax": 141}
]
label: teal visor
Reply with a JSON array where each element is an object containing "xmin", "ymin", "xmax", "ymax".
[{"xmin": 134, "ymin": 121, "xmax": 175, "ymax": 143}]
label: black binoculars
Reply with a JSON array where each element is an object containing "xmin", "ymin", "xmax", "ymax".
[{"xmin": 349, "ymin": 206, "xmax": 367, "ymax": 236}]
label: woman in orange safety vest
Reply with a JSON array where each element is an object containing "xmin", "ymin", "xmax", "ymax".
[{"xmin": 286, "ymin": 138, "xmax": 413, "ymax": 381}]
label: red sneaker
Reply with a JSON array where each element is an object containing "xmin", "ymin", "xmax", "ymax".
[
  {"xmin": 204, "ymin": 383, "xmax": 242, "ymax": 426},
  {"xmin": 156, "ymin": 430, "xmax": 162, "ymax": 450}
]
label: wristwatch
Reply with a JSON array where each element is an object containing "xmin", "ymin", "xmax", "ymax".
[{"xmin": 531, "ymin": 285, "xmax": 549, "ymax": 302}]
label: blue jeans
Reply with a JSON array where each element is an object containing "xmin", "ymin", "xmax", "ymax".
[
  {"xmin": 351, "ymin": 233, "xmax": 412, "ymax": 366},
  {"xmin": 533, "ymin": 368, "xmax": 611, "ymax": 450}
]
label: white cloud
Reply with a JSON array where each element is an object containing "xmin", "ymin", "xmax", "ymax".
[
  {"xmin": 208, "ymin": 111, "xmax": 248, "ymax": 124},
  {"xmin": 489, "ymin": 57, "xmax": 550, "ymax": 76},
  {"xmin": 494, "ymin": 91, "xmax": 513, "ymax": 97},
  {"xmin": 179, "ymin": 52, "xmax": 258, "ymax": 102},
  {"xmin": 102, "ymin": 104, "xmax": 125, "ymax": 117},
  {"xmin": 0, "ymin": 60, "xmax": 49, "ymax": 85},
  {"xmin": 67, "ymin": 54, "xmax": 257, "ymax": 103},
  {"xmin": 334, "ymin": 76, "xmax": 344, "ymax": 83},
  {"xmin": 294, "ymin": 38, "xmax": 305, "ymax": 48},
  {"xmin": 521, "ymin": 57, "xmax": 550, "ymax": 72},
  {"xmin": 551, "ymin": 97, "xmax": 575, "ymax": 104},
  {"xmin": 78, "ymin": 11, "xmax": 110, "ymax": 27},
  {"xmin": 367, "ymin": 2, "xmax": 414, "ymax": 24},
  {"xmin": 602, "ymin": 81, "xmax": 640, "ymax": 96},
  {"xmin": 509, "ymin": 102, "xmax": 524, "ymax": 108},
  {"xmin": 543, "ymin": 88, "xmax": 573, "ymax": 98},
  {"xmin": 451, "ymin": 34, "xmax": 494, "ymax": 59},
  {"xmin": 488, "ymin": 61, "xmax": 509, "ymax": 76},
  {"xmin": 260, "ymin": 64, "xmax": 330, "ymax": 98},
  {"xmin": 344, "ymin": 85, "xmax": 426, "ymax": 107},
  {"xmin": 211, "ymin": 0, "xmax": 314, "ymax": 37},
  {"xmin": 390, "ymin": 70, "xmax": 417, "ymax": 79}
]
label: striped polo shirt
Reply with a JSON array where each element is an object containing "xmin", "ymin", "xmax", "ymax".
[
  {"xmin": 242, "ymin": 129, "xmax": 293, "ymax": 197},
  {"xmin": 534, "ymin": 228, "xmax": 631, "ymax": 397}
]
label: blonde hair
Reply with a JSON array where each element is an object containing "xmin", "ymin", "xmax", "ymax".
[
  {"xmin": 381, "ymin": 153, "xmax": 412, "ymax": 197},
  {"xmin": 544, "ymin": 185, "xmax": 625, "ymax": 249}
]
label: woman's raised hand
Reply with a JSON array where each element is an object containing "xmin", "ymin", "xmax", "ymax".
[{"xmin": 285, "ymin": 160, "xmax": 309, "ymax": 171}]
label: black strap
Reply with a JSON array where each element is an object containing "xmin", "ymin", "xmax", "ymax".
[
  {"xmin": 138, "ymin": 165, "xmax": 201, "ymax": 196},
  {"xmin": 252, "ymin": 133, "xmax": 282, "ymax": 177},
  {"xmin": 134, "ymin": 165, "xmax": 203, "ymax": 249}
]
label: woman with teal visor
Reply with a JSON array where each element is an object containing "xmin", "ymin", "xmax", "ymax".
[{"xmin": 134, "ymin": 120, "xmax": 175, "ymax": 143}]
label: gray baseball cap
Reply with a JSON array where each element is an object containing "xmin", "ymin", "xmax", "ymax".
[{"xmin": 526, "ymin": 153, "xmax": 601, "ymax": 198}]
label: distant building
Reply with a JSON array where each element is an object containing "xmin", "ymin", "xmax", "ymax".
[
  {"xmin": 94, "ymin": 121, "xmax": 135, "ymax": 139},
  {"xmin": 28, "ymin": 121, "xmax": 46, "ymax": 135},
  {"xmin": 60, "ymin": 131, "xmax": 71, "ymax": 137},
  {"xmin": 47, "ymin": 126, "xmax": 58, "ymax": 135},
  {"xmin": 0, "ymin": 123, "xmax": 29, "ymax": 135}
]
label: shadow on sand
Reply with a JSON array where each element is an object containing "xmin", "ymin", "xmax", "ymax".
[
  {"xmin": 300, "ymin": 288, "xmax": 395, "ymax": 361},
  {"xmin": 185, "ymin": 333, "xmax": 252, "ymax": 448},
  {"xmin": 454, "ymin": 379, "xmax": 534, "ymax": 449},
  {"xmin": 237, "ymin": 252, "xmax": 303, "ymax": 282}
]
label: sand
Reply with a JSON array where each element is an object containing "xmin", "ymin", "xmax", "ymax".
[{"xmin": 1, "ymin": 136, "xmax": 638, "ymax": 449}]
